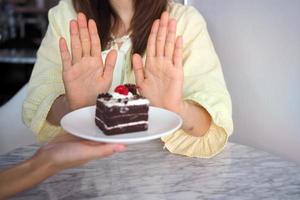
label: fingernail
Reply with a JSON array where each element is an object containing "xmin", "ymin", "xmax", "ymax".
[{"xmin": 114, "ymin": 145, "xmax": 126, "ymax": 153}]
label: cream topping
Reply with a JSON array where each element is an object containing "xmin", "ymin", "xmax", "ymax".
[
  {"xmin": 98, "ymin": 92, "xmax": 150, "ymax": 107},
  {"xmin": 112, "ymin": 92, "xmax": 133, "ymax": 99}
]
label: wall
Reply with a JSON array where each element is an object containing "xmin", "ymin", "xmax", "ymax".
[{"xmin": 186, "ymin": 0, "xmax": 300, "ymax": 163}]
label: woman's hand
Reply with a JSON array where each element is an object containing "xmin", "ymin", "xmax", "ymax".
[
  {"xmin": 34, "ymin": 133, "xmax": 126, "ymax": 172},
  {"xmin": 59, "ymin": 13, "xmax": 117, "ymax": 110},
  {"xmin": 132, "ymin": 12, "xmax": 184, "ymax": 113}
]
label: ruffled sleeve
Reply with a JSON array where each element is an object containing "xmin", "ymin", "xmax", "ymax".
[
  {"xmin": 162, "ymin": 4, "xmax": 234, "ymax": 158},
  {"xmin": 22, "ymin": 0, "xmax": 76, "ymax": 142}
]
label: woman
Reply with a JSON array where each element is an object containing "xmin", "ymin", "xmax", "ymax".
[{"xmin": 23, "ymin": 0, "xmax": 233, "ymax": 158}]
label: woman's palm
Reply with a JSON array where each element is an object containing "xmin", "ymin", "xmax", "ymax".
[
  {"xmin": 142, "ymin": 57, "xmax": 183, "ymax": 109},
  {"xmin": 62, "ymin": 57, "xmax": 106, "ymax": 108}
]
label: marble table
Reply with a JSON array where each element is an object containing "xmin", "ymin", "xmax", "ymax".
[{"xmin": 0, "ymin": 141, "xmax": 300, "ymax": 200}]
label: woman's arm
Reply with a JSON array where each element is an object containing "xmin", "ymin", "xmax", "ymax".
[
  {"xmin": 0, "ymin": 134, "xmax": 126, "ymax": 199},
  {"xmin": 176, "ymin": 101, "xmax": 211, "ymax": 137},
  {"xmin": 47, "ymin": 95, "xmax": 70, "ymax": 126},
  {"xmin": 134, "ymin": 5, "xmax": 233, "ymax": 158},
  {"xmin": 22, "ymin": 2, "xmax": 72, "ymax": 139}
]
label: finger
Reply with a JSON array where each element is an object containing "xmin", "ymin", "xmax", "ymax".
[
  {"xmin": 90, "ymin": 144, "xmax": 127, "ymax": 159},
  {"xmin": 164, "ymin": 19, "xmax": 177, "ymax": 59},
  {"xmin": 88, "ymin": 19, "xmax": 102, "ymax": 59},
  {"xmin": 59, "ymin": 37, "xmax": 72, "ymax": 72},
  {"xmin": 77, "ymin": 13, "xmax": 91, "ymax": 57},
  {"xmin": 173, "ymin": 36, "xmax": 183, "ymax": 68},
  {"xmin": 103, "ymin": 49, "xmax": 117, "ymax": 79},
  {"xmin": 156, "ymin": 12, "xmax": 169, "ymax": 57},
  {"xmin": 146, "ymin": 19, "xmax": 160, "ymax": 58},
  {"xmin": 70, "ymin": 20, "xmax": 82, "ymax": 64}
]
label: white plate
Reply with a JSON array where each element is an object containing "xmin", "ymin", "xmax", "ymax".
[{"xmin": 61, "ymin": 106, "xmax": 182, "ymax": 144}]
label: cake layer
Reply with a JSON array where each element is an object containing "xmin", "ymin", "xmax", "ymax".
[
  {"xmin": 96, "ymin": 109, "xmax": 148, "ymax": 126},
  {"xmin": 95, "ymin": 118, "xmax": 148, "ymax": 135},
  {"xmin": 96, "ymin": 101, "xmax": 149, "ymax": 115}
]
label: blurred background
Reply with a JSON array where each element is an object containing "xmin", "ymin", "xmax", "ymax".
[{"xmin": 0, "ymin": 0, "xmax": 58, "ymax": 106}]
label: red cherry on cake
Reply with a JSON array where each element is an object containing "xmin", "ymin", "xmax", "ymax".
[{"xmin": 114, "ymin": 85, "xmax": 129, "ymax": 95}]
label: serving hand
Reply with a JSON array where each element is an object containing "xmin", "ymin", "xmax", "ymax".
[
  {"xmin": 35, "ymin": 134, "xmax": 126, "ymax": 171},
  {"xmin": 132, "ymin": 12, "xmax": 184, "ymax": 113},
  {"xmin": 59, "ymin": 13, "xmax": 117, "ymax": 110},
  {"xmin": 0, "ymin": 133, "xmax": 126, "ymax": 199}
]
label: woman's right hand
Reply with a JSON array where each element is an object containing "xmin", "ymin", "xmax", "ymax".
[{"xmin": 59, "ymin": 13, "xmax": 117, "ymax": 110}]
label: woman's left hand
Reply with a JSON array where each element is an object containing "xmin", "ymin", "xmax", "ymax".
[{"xmin": 132, "ymin": 12, "xmax": 184, "ymax": 113}]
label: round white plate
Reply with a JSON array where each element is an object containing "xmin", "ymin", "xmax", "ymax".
[{"xmin": 61, "ymin": 106, "xmax": 182, "ymax": 144}]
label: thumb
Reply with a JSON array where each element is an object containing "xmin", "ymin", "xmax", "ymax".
[{"xmin": 103, "ymin": 49, "xmax": 117, "ymax": 79}]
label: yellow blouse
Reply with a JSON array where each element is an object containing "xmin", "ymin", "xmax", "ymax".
[{"xmin": 23, "ymin": 0, "xmax": 233, "ymax": 158}]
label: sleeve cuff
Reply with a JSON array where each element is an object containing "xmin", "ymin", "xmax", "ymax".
[
  {"xmin": 37, "ymin": 120, "xmax": 63, "ymax": 143},
  {"xmin": 184, "ymin": 92, "xmax": 233, "ymax": 137},
  {"xmin": 161, "ymin": 122, "xmax": 229, "ymax": 158},
  {"xmin": 23, "ymin": 84, "xmax": 65, "ymax": 142}
]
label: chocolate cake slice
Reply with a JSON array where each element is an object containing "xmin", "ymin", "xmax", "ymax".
[{"xmin": 95, "ymin": 84, "xmax": 150, "ymax": 135}]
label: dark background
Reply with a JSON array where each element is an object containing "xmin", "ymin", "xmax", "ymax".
[{"xmin": 0, "ymin": 0, "xmax": 59, "ymax": 106}]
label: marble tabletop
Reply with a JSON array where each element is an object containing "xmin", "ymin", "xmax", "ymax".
[{"xmin": 0, "ymin": 141, "xmax": 300, "ymax": 200}]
